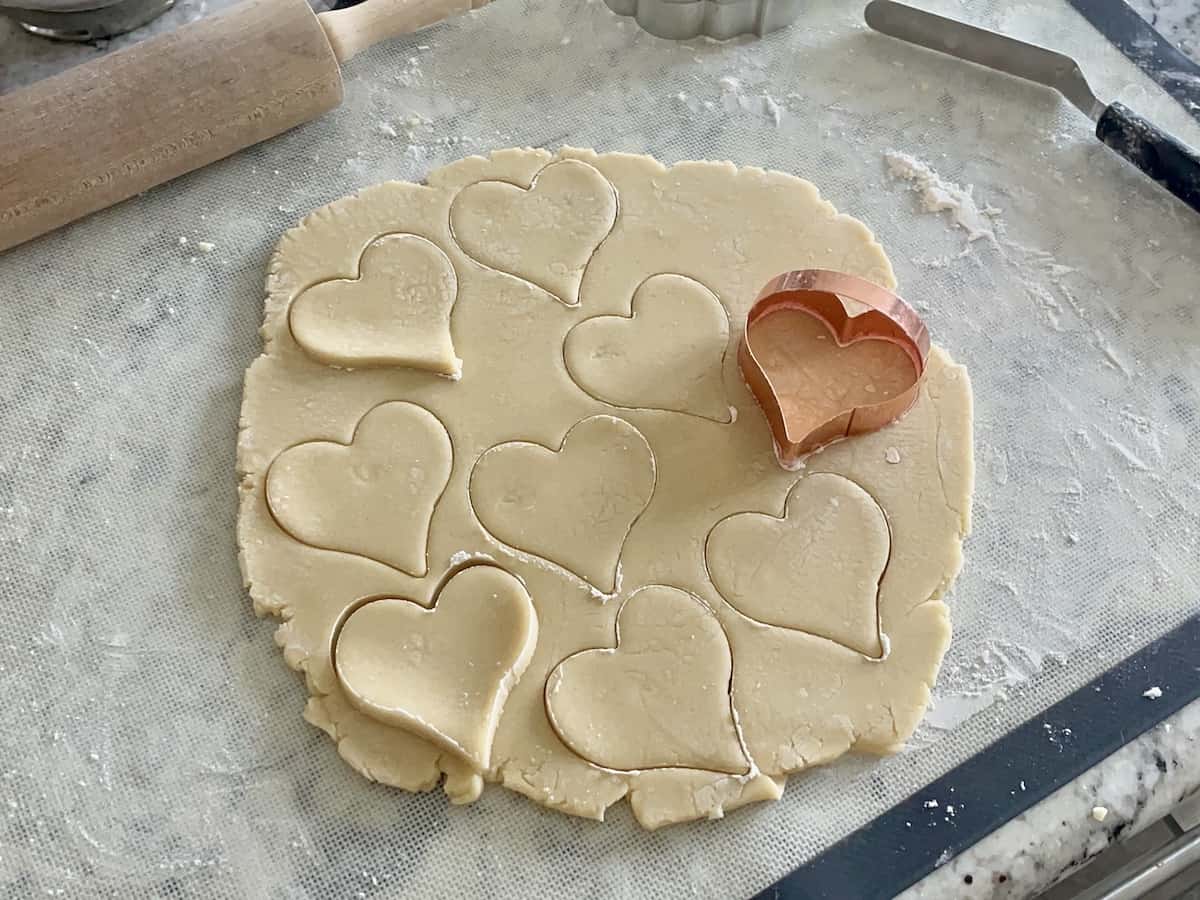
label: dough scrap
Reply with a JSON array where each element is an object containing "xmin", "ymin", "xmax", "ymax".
[
  {"xmin": 628, "ymin": 770, "xmax": 784, "ymax": 831},
  {"xmin": 565, "ymin": 273, "xmax": 732, "ymax": 422},
  {"xmin": 469, "ymin": 415, "xmax": 655, "ymax": 594},
  {"xmin": 450, "ymin": 159, "xmax": 617, "ymax": 306},
  {"xmin": 265, "ymin": 401, "xmax": 451, "ymax": 575},
  {"xmin": 545, "ymin": 585, "xmax": 748, "ymax": 774},
  {"xmin": 289, "ymin": 233, "xmax": 461, "ymax": 375},
  {"xmin": 237, "ymin": 147, "xmax": 975, "ymax": 829},
  {"xmin": 334, "ymin": 565, "xmax": 537, "ymax": 771},
  {"xmin": 706, "ymin": 473, "xmax": 889, "ymax": 657}
]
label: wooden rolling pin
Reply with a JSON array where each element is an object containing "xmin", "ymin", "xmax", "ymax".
[{"xmin": 0, "ymin": 0, "xmax": 489, "ymax": 252}]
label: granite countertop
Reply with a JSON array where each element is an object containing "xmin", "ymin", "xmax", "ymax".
[
  {"xmin": 905, "ymin": 702, "xmax": 1200, "ymax": 898},
  {"xmin": 3, "ymin": 2, "xmax": 1199, "ymax": 899}
]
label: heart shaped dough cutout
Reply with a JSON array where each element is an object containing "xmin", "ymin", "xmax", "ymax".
[
  {"xmin": 564, "ymin": 273, "xmax": 733, "ymax": 422},
  {"xmin": 289, "ymin": 233, "xmax": 461, "ymax": 376},
  {"xmin": 469, "ymin": 415, "xmax": 655, "ymax": 593},
  {"xmin": 334, "ymin": 565, "xmax": 538, "ymax": 771},
  {"xmin": 545, "ymin": 585, "xmax": 749, "ymax": 774},
  {"xmin": 449, "ymin": 160, "xmax": 617, "ymax": 306},
  {"xmin": 705, "ymin": 473, "xmax": 889, "ymax": 657},
  {"xmin": 266, "ymin": 401, "xmax": 452, "ymax": 575}
]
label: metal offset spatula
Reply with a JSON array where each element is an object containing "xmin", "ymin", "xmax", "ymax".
[{"xmin": 865, "ymin": 0, "xmax": 1200, "ymax": 216}]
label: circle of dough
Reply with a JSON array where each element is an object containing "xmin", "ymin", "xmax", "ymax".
[{"xmin": 236, "ymin": 147, "xmax": 974, "ymax": 829}]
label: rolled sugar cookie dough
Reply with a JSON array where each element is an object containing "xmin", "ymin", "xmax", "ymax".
[{"xmin": 236, "ymin": 147, "xmax": 974, "ymax": 829}]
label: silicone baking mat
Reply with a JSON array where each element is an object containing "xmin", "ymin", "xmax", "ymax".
[{"xmin": 2, "ymin": 1, "xmax": 1199, "ymax": 896}]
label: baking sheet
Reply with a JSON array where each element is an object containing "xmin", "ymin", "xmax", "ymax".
[{"xmin": 2, "ymin": 0, "xmax": 1200, "ymax": 896}]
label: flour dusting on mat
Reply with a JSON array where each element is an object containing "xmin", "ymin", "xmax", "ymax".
[
  {"xmin": 884, "ymin": 150, "xmax": 1000, "ymax": 243},
  {"xmin": 917, "ymin": 634, "xmax": 1075, "ymax": 741}
]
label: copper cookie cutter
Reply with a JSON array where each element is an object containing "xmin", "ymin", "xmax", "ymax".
[{"xmin": 739, "ymin": 269, "xmax": 931, "ymax": 468}]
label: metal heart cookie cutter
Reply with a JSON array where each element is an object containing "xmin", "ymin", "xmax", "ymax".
[{"xmin": 739, "ymin": 269, "xmax": 931, "ymax": 469}]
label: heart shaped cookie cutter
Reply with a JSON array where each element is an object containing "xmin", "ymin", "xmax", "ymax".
[{"xmin": 739, "ymin": 269, "xmax": 930, "ymax": 468}]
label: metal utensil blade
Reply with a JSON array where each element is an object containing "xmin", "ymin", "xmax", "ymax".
[{"xmin": 864, "ymin": 0, "xmax": 1106, "ymax": 121}]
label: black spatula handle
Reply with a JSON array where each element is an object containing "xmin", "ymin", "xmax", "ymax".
[{"xmin": 1096, "ymin": 102, "xmax": 1200, "ymax": 215}]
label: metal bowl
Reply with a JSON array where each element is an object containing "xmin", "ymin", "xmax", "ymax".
[{"xmin": 1, "ymin": 0, "xmax": 174, "ymax": 40}]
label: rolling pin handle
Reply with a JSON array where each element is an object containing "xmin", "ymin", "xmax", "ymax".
[
  {"xmin": 317, "ymin": 0, "xmax": 492, "ymax": 64},
  {"xmin": 1096, "ymin": 102, "xmax": 1200, "ymax": 215}
]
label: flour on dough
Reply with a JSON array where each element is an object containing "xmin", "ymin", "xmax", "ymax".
[{"xmin": 237, "ymin": 147, "xmax": 974, "ymax": 829}]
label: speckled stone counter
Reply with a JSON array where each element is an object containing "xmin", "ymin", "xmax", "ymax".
[{"xmin": 905, "ymin": 699, "xmax": 1200, "ymax": 898}]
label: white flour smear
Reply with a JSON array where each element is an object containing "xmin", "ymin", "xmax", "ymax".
[
  {"xmin": 918, "ymin": 639, "xmax": 1072, "ymax": 740},
  {"xmin": 884, "ymin": 150, "xmax": 1000, "ymax": 242}
]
